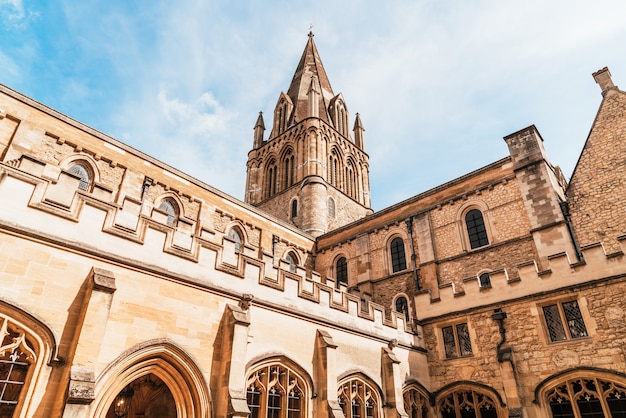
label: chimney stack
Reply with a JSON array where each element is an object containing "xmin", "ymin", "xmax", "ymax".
[{"xmin": 593, "ymin": 67, "xmax": 616, "ymax": 96}]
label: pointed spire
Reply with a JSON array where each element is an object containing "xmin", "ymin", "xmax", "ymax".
[
  {"xmin": 353, "ymin": 113, "xmax": 365, "ymax": 150},
  {"xmin": 285, "ymin": 32, "xmax": 335, "ymax": 125},
  {"xmin": 253, "ymin": 112, "xmax": 265, "ymax": 149}
]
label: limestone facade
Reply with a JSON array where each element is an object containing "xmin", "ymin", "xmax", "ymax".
[{"xmin": 0, "ymin": 37, "xmax": 626, "ymax": 418}]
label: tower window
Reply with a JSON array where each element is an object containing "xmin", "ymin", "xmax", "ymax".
[
  {"xmin": 390, "ymin": 237, "xmax": 407, "ymax": 273},
  {"xmin": 68, "ymin": 163, "xmax": 91, "ymax": 191},
  {"xmin": 335, "ymin": 257, "xmax": 348, "ymax": 286},
  {"xmin": 465, "ymin": 209, "xmax": 489, "ymax": 249},
  {"xmin": 328, "ymin": 198, "xmax": 336, "ymax": 218},
  {"xmin": 284, "ymin": 151, "xmax": 295, "ymax": 188},
  {"xmin": 291, "ymin": 200, "xmax": 298, "ymax": 218}
]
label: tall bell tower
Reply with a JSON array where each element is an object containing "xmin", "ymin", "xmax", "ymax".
[{"xmin": 245, "ymin": 32, "xmax": 372, "ymax": 237}]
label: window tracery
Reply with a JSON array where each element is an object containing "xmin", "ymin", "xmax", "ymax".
[
  {"xmin": 403, "ymin": 386, "xmax": 430, "ymax": 418},
  {"xmin": 0, "ymin": 317, "xmax": 36, "ymax": 417},
  {"xmin": 438, "ymin": 388, "xmax": 499, "ymax": 418},
  {"xmin": 545, "ymin": 376, "xmax": 626, "ymax": 418},
  {"xmin": 246, "ymin": 363, "xmax": 307, "ymax": 418},
  {"xmin": 337, "ymin": 376, "xmax": 380, "ymax": 418}
]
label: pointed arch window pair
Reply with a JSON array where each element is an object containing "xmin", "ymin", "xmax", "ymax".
[{"xmin": 284, "ymin": 150, "xmax": 295, "ymax": 189}]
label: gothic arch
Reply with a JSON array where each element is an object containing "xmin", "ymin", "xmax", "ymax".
[
  {"xmin": 403, "ymin": 381, "xmax": 434, "ymax": 418},
  {"xmin": 280, "ymin": 146, "xmax": 296, "ymax": 189},
  {"xmin": 0, "ymin": 301, "xmax": 59, "ymax": 418},
  {"xmin": 337, "ymin": 371, "xmax": 383, "ymax": 418},
  {"xmin": 434, "ymin": 382, "xmax": 506, "ymax": 418},
  {"xmin": 91, "ymin": 339, "xmax": 211, "ymax": 418},
  {"xmin": 245, "ymin": 355, "xmax": 314, "ymax": 418},
  {"xmin": 533, "ymin": 367, "xmax": 626, "ymax": 417},
  {"xmin": 264, "ymin": 156, "xmax": 279, "ymax": 198}
]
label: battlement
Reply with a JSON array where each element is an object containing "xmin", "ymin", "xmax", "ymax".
[
  {"xmin": 0, "ymin": 161, "xmax": 417, "ymax": 346},
  {"xmin": 415, "ymin": 235, "xmax": 626, "ymax": 320}
]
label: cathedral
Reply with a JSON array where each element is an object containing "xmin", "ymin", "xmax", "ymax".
[{"xmin": 0, "ymin": 32, "xmax": 625, "ymax": 418}]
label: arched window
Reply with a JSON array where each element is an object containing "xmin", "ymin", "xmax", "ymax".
[
  {"xmin": 329, "ymin": 149, "xmax": 341, "ymax": 188},
  {"xmin": 465, "ymin": 209, "xmax": 489, "ymax": 249},
  {"xmin": 479, "ymin": 272, "xmax": 491, "ymax": 287},
  {"xmin": 246, "ymin": 362, "xmax": 308, "ymax": 418},
  {"xmin": 335, "ymin": 257, "xmax": 348, "ymax": 286},
  {"xmin": 403, "ymin": 386, "xmax": 430, "ymax": 418},
  {"xmin": 284, "ymin": 150, "xmax": 295, "ymax": 189},
  {"xmin": 285, "ymin": 252, "xmax": 298, "ymax": 273},
  {"xmin": 266, "ymin": 160, "xmax": 278, "ymax": 198},
  {"xmin": 0, "ymin": 315, "xmax": 40, "ymax": 417},
  {"xmin": 328, "ymin": 198, "xmax": 336, "ymax": 218},
  {"xmin": 543, "ymin": 374, "xmax": 626, "ymax": 418},
  {"xmin": 390, "ymin": 237, "xmax": 407, "ymax": 273},
  {"xmin": 438, "ymin": 388, "xmax": 500, "ymax": 418},
  {"xmin": 158, "ymin": 199, "xmax": 178, "ymax": 226},
  {"xmin": 394, "ymin": 296, "xmax": 409, "ymax": 321},
  {"xmin": 228, "ymin": 228, "xmax": 243, "ymax": 253},
  {"xmin": 338, "ymin": 376, "xmax": 381, "ymax": 418},
  {"xmin": 68, "ymin": 163, "xmax": 91, "ymax": 191},
  {"xmin": 291, "ymin": 199, "xmax": 298, "ymax": 218}
]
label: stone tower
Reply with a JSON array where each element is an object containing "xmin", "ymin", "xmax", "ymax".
[{"xmin": 245, "ymin": 32, "xmax": 372, "ymax": 236}]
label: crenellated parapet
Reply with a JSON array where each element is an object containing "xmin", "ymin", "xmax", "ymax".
[
  {"xmin": 414, "ymin": 234, "xmax": 626, "ymax": 320},
  {"xmin": 0, "ymin": 160, "xmax": 417, "ymax": 344}
]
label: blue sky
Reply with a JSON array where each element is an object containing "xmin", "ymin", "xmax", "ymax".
[{"xmin": 2, "ymin": 1, "xmax": 626, "ymax": 210}]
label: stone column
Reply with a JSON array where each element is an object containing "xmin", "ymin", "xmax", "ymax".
[
  {"xmin": 313, "ymin": 329, "xmax": 344, "ymax": 418},
  {"xmin": 381, "ymin": 340, "xmax": 408, "ymax": 418},
  {"xmin": 62, "ymin": 268, "xmax": 117, "ymax": 418},
  {"xmin": 211, "ymin": 295, "xmax": 253, "ymax": 418}
]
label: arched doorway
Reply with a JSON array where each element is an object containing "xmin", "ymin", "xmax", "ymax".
[
  {"xmin": 92, "ymin": 340, "xmax": 211, "ymax": 418},
  {"xmin": 106, "ymin": 373, "xmax": 176, "ymax": 418}
]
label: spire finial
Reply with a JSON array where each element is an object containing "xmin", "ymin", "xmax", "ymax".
[{"xmin": 308, "ymin": 24, "xmax": 314, "ymax": 38}]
